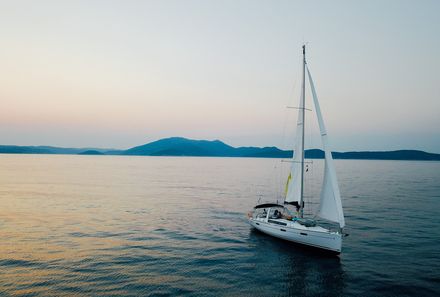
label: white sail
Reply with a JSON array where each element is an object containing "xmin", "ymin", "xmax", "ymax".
[
  {"xmin": 285, "ymin": 61, "xmax": 305, "ymax": 204},
  {"xmin": 306, "ymin": 66, "xmax": 345, "ymax": 228}
]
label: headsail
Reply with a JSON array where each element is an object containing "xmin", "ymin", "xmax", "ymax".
[
  {"xmin": 285, "ymin": 48, "xmax": 306, "ymax": 206},
  {"xmin": 306, "ymin": 66, "xmax": 345, "ymax": 228}
]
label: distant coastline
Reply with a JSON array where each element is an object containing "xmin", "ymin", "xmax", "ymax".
[{"xmin": 1, "ymin": 137, "xmax": 439, "ymax": 161}]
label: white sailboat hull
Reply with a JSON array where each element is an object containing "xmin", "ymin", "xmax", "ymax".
[{"xmin": 248, "ymin": 217, "xmax": 342, "ymax": 254}]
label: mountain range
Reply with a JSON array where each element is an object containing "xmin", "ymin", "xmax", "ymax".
[{"xmin": 1, "ymin": 137, "xmax": 439, "ymax": 160}]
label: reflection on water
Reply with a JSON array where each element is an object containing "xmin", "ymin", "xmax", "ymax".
[
  {"xmin": 248, "ymin": 229, "xmax": 344, "ymax": 297},
  {"xmin": 0, "ymin": 155, "xmax": 439, "ymax": 296}
]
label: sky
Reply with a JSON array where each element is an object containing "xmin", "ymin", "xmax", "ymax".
[{"xmin": 0, "ymin": 0, "xmax": 439, "ymax": 152}]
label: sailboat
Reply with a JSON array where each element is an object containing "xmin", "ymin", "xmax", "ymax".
[{"xmin": 248, "ymin": 45, "xmax": 346, "ymax": 254}]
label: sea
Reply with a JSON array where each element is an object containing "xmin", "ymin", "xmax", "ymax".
[{"xmin": 0, "ymin": 155, "xmax": 439, "ymax": 297}]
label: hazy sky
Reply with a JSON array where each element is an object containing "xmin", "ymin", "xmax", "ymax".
[{"xmin": 0, "ymin": 0, "xmax": 439, "ymax": 152}]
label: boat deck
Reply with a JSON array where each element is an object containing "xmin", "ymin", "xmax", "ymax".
[{"xmin": 253, "ymin": 217, "xmax": 333, "ymax": 234}]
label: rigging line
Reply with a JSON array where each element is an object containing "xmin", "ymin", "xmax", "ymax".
[
  {"xmin": 274, "ymin": 163, "xmax": 280, "ymax": 201},
  {"xmin": 307, "ymin": 63, "xmax": 316, "ymax": 216},
  {"xmin": 305, "ymin": 59, "xmax": 316, "ymax": 216},
  {"xmin": 281, "ymin": 160, "xmax": 313, "ymax": 163},
  {"xmin": 283, "ymin": 54, "xmax": 302, "ymax": 152},
  {"xmin": 286, "ymin": 106, "xmax": 312, "ymax": 111},
  {"xmin": 279, "ymin": 51, "xmax": 302, "ymax": 202}
]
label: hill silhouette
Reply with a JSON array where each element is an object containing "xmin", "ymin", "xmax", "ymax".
[
  {"xmin": 122, "ymin": 137, "xmax": 289, "ymax": 157},
  {"xmin": 0, "ymin": 137, "xmax": 439, "ymax": 160},
  {"xmin": 78, "ymin": 150, "xmax": 104, "ymax": 155}
]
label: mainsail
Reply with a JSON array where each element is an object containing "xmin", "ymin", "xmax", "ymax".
[{"xmin": 307, "ymin": 66, "xmax": 345, "ymax": 228}]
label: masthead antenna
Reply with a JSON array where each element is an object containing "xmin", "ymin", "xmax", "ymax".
[{"xmin": 302, "ymin": 44, "xmax": 306, "ymax": 63}]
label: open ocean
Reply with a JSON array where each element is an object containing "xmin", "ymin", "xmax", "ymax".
[{"xmin": 0, "ymin": 155, "xmax": 439, "ymax": 296}]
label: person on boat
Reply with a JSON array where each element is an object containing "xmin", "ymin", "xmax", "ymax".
[{"xmin": 273, "ymin": 209, "xmax": 282, "ymax": 219}]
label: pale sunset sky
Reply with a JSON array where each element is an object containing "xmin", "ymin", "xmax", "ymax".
[{"xmin": 0, "ymin": 0, "xmax": 439, "ymax": 152}]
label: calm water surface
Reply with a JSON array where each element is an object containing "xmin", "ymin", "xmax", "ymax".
[{"xmin": 0, "ymin": 155, "xmax": 439, "ymax": 296}]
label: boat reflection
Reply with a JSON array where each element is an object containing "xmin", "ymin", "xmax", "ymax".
[{"xmin": 248, "ymin": 228, "xmax": 345, "ymax": 296}]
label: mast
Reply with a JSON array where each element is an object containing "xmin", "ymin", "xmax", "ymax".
[{"xmin": 299, "ymin": 45, "xmax": 306, "ymax": 218}]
